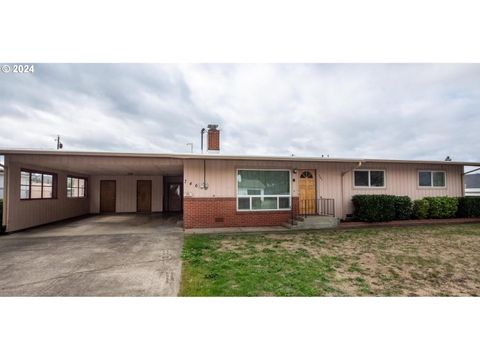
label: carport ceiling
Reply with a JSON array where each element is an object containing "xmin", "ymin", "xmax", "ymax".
[{"xmin": 7, "ymin": 154, "xmax": 183, "ymax": 176}]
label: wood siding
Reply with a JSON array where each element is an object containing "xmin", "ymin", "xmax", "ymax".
[
  {"xmin": 4, "ymin": 159, "xmax": 90, "ymax": 232},
  {"xmin": 4, "ymin": 155, "xmax": 165, "ymax": 231},
  {"xmin": 89, "ymin": 175, "xmax": 163, "ymax": 213},
  {"xmin": 3, "ymin": 154, "xmax": 465, "ymax": 232},
  {"xmin": 183, "ymin": 159, "xmax": 464, "ymax": 218}
]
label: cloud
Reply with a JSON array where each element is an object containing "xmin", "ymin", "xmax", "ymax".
[{"xmin": 0, "ymin": 64, "xmax": 479, "ymax": 161}]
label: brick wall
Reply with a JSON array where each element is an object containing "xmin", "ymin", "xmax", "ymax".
[
  {"xmin": 183, "ymin": 197, "xmax": 299, "ymax": 228},
  {"xmin": 207, "ymin": 129, "xmax": 220, "ymax": 151}
]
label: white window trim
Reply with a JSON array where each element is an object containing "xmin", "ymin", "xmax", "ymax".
[
  {"xmin": 236, "ymin": 169, "xmax": 292, "ymax": 212},
  {"xmin": 418, "ymin": 170, "xmax": 447, "ymax": 189},
  {"xmin": 353, "ymin": 169, "xmax": 386, "ymax": 189}
]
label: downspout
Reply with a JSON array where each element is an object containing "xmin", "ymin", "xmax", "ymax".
[
  {"xmin": 203, "ymin": 159, "xmax": 206, "ymax": 188},
  {"xmin": 340, "ymin": 161, "xmax": 363, "ymax": 218}
]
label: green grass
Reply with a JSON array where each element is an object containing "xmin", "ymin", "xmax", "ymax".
[{"xmin": 179, "ymin": 224, "xmax": 480, "ymax": 296}]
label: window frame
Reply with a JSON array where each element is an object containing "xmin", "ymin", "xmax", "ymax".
[
  {"xmin": 67, "ymin": 175, "xmax": 88, "ymax": 198},
  {"xmin": 20, "ymin": 168, "xmax": 57, "ymax": 200},
  {"xmin": 353, "ymin": 169, "xmax": 386, "ymax": 189},
  {"xmin": 417, "ymin": 170, "xmax": 447, "ymax": 189},
  {"xmin": 236, "ymin": 169, "xmax": 292, "ymax": 212}
]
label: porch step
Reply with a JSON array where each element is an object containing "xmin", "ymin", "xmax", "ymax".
[{"xmin": 282, "ymin": 216, "xmax": 339, "ymax": 230}]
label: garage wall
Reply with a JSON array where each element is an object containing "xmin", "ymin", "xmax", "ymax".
[
  {"xmin": 4, "ymin": 158, "xmax": 90, "ymax": 232},
  {"xmin": 89, "ymin": 175, "xmax": 163, "ymax": 213}
]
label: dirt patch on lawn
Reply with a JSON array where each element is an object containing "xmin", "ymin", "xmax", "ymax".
[{"xmin": 217, "ymin": 225, "xmax": 480, "ymax": 296}]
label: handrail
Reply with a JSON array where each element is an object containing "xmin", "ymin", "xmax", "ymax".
[{"xmin": 299, "ymin": 198, "xmax": 335, "ymax": 218}]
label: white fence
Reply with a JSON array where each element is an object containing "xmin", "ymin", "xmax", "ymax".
[{"xmin": 466, "ymin": 188, "xmax": 480, "ymax": 197}]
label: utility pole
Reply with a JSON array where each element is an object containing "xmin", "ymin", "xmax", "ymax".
[{"xmin": 55, "ymin": 135, "xmax": 63, "ymax": 150}]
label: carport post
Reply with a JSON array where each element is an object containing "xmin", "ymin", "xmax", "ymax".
[{"xmin": 0, "ymin": 160, "xmax": 7, "ymax": 232}]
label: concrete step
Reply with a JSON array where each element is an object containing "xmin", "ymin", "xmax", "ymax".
[
  {"xmin": 303, "ymin": 216, "xmax": 339, "ymax": 225},
  {"xmin": 282, "ymin": 216, "xmax": 339, "ymax": 229}
]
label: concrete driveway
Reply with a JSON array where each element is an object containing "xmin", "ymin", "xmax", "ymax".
[{"xmin": 0, "ymin": 214, "xmax": 184, "ymax": 296}]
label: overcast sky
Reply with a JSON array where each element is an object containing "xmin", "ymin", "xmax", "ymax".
[{"xmin": 0, "ymin": 64, "xmax": 479, "ymax": 161}]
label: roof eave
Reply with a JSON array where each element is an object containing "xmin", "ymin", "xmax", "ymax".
[{"xmin": 0, "ymin": 148, "xmax": 479, "ymax": 166}]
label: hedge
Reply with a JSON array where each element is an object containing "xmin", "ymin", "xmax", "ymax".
[
  {"xmin": 413, "ymin": 199, "xmax": 429, "ymax": 219},
  {"xmin": 353, "ymin": 195, "xmax": 465, "ymax": 222},
  {"xmin": 457, "ymin": 197, "xmax": 480, "ymax": 218},
  {"xmin": 424, "ymin": 196, "xmax": 459, "ymax": 219},
  {"xmin": 352, "ymin": 195, "xmax": 405, "ymax": 222},
  {"xmin": 394, "ymin": 196, "xmax": 413, "ymax": 220}
]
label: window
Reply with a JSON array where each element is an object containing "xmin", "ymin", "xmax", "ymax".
[
  {"xmin": 67, "ymin": 176, "xmax": 87, "ymax": 198},
  {"xmin": 20, "ymin": 170, "xmax": 56, "ymax": 199},
  {"xmin": 353, "ymin": 170, "xmax": 385, "ymax": 188},
  {"xmin": 237, "ymin": 170, "xmax": 291, "ymax": 211},
  {"xmin": 300, "ymin": 171, "xmax": 313, "ymax": 179},
  {"xmin": 418, "ymin": 171, "xmax": 446, "ymax": 188}
]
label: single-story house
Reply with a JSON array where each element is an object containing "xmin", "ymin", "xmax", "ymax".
[
  {"xmin": 465, "ymin": 173, "xmax": 480, "ymax": 196},
  {"xmin": 1, "ymin": 126, "xmax": 479, "ymax": 232}
]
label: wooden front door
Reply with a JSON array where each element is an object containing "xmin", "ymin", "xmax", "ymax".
[
  {"xmin": 299, "ymin": 170, "xmax": 316, "ymax": 215},
  {"xmin": 167, "ymin": 183, "xmax": 182, "ymax": 212},
  {"xmin": 137, "ymin": 180, "xmax": 152, "ymax": 213},
  {"xmin": 100, "ymin": 180, "xmax": 116, "ymax": 213}
]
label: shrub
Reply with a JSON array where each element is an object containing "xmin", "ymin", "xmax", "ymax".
[
  {"xmin": 424, "ymin": 196, "xmax": 458, "ymax": 219},
  {"xmin": 413, "ymin": 199, "xmax": 429, "ymax": 219},
  {"xmin": 394, "ymin": 196, "xmax": 413, "ymax": 220},
  {"xmin": 352, "ymin": 195, "xmax": 399, "ymax": 222},
  {"xmin": 457, "ymin": 197, "xmax": 480, "ymax": 218}
]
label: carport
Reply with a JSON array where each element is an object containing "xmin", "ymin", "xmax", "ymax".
[
  {"xmin": 0, "ymin": 213, "xmax": 184, "ymax": 296},
  {"xmin": 1, "ymin": 150, "xmax": 184, "ymax": 233}
]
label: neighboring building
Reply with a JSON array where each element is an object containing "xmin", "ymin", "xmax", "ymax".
[
  {"xmin": 465, "ymin": 173, "xmax": 480, "ymax": 196},
  {"xmin": 1, "ymin": 126, "xmax": 479, "ymax": 232}
]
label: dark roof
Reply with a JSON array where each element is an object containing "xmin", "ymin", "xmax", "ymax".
[{"xmin": 465, "ymin": 174, "xmax": 480, "ymax": 188}]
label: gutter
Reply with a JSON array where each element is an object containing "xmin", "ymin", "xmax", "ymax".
[{"xmin": 1, "ymin": 148, "xmax": 479, "ymax": 167}]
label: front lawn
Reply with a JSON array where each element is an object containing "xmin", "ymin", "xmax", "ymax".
[{"xmin": 180, "ymin": 224, "xmax": 480, "ymax": 296}]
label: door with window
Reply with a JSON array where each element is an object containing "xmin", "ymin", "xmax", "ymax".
[{"xmin": 299, "ymin": 170, "xmax": 316, "ymax": 215}]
